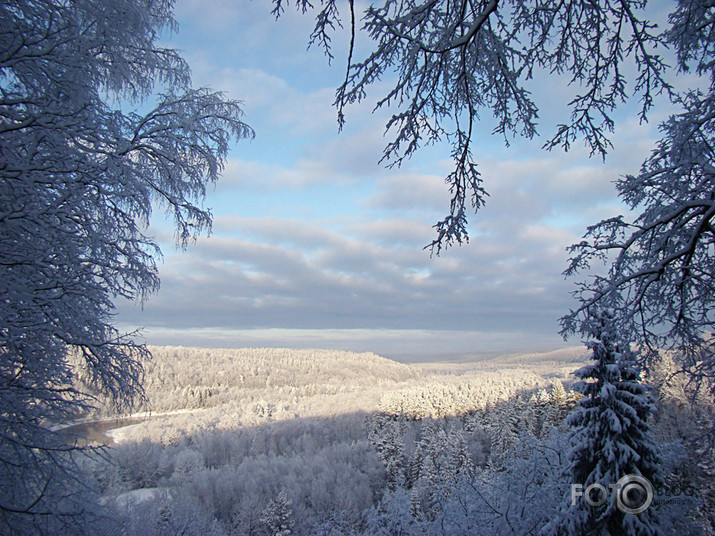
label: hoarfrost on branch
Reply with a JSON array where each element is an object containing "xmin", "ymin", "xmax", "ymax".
[{"xmin": 0, "ymin": 0, "xmax": 252, "ymax": 532}]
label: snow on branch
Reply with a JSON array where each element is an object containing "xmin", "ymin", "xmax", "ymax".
[{"xmin": 276, "ymin": 0, "xmax": 670, "ymax": 251}]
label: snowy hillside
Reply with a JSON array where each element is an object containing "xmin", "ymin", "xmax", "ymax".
[
  {"xmin": 138, "ymin": 346, "xmax": 420, "ymax": 411},
  {"xmin": 72, "ymin": 346, "xmax": 712, "ymax": 535}
]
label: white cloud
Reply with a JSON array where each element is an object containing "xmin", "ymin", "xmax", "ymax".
[
  {"xmin": 366, "ymin": 171, "xmax": 452, "ymax": 213},
  {"xmin": 118, "ymin": 202, "xmax": 576, "ymax": 342}
]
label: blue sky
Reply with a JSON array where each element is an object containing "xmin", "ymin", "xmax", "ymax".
[{"xmin": 116, "ymin": 0, "xmax": 673, "ymax": 361}]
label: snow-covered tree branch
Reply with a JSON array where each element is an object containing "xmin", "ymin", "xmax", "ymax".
[
  {"xmin": 561, "ymin": 0, "xmax": 715, "ymax": 390},
  {"xmin": 0, "ymin": 0, "xmax": 252, "ymax": 533},
  {"xmin": 276, "ymin": 0, "xmax": 670, "ymax": 253}
]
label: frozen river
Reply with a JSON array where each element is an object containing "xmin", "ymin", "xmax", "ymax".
[{"xmin": 57, "ymin": 416, "xmax": 151, "ymax": 446}]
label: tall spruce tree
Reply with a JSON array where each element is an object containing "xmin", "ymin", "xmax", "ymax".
[{"xmin": 543, "ymin": 310, "xmax": 663, "ymax": 536}]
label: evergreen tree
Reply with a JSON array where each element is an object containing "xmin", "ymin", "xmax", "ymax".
[
  {"xmin": 485, "ymin": 399, "xmax": 519, "ymax": 468},
  {"xmin": 364, "ymin": 489, "xmax": 426, "ymax": 536},
  {"xmin": 543, "ymin": 310, "xmax": 663, "ymax": 536},
  {"xmin": 447, "ymin": 428, "xmax": 474, "ymax": 481},
  {"xmin": 369, "ymin": 413, "xmax": 406, "ymax": 490},
  {"xmin": 551, "ymin": 381, "xmax": 568, "ymax": 406},
  {"xmin": 410, "ymin": 454, "xmax": 440, "ymax": 520},
  {"xmin": 406, "ymin": 442, "xmax": 425, "ymax": 489},
  {"xmin": 261, "ymin": 491, "xmax": 295, "ymax": 536},
  {"xmin": 542, "ymin": 382, "xmax": 572, "ymax": 434}
]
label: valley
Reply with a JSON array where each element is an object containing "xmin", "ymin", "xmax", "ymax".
[{"xmin": 72, "ymin": 345, "xmax": 711, "ymax": 535}]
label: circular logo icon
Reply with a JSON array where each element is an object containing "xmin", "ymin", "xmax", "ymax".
[{"xmin": 614, "ymin": 474, "xmax": 653, "ymax": 514}]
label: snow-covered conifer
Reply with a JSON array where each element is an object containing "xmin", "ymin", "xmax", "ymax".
[
  {"xmin": 551, "ymin": 381, "xmax": 568, "ymax": 406},
  {"xmin": 410, "ymin": 454, "xmax": 440, "ymax": 520},
  {"xmin": 261, "ymin": 491, "xmax": 295, "ymax": 536},
  {"xmin": 447, "ymin": 428, "xmax": 474, "ymax": 481},
  {"xmin": 364, "ymin": 489, "xmax": 425, "ymax": 536},
  {"xmin": 484, "ymin": 399, "xmax": 520, "ymax": 468},
  {"xmin": 543, "ymin": 310, "xmax": 663, "ymax": 535},
  {"xmin": 368, "ymin": 413, "xmax": 406, "ymax": 489}
]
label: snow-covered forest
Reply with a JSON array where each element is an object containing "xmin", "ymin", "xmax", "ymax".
[
  {"xmin": 56, "ymin": 346, "xmax": 711, "ymax": 535},
  {"xmin": 3, "ymin": 0, "xmax": 715, "ymax": 534}
]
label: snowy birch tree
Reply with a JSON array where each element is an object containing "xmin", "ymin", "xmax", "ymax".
[
  {"xmin": 0, "ymin": 0, "xmax": 251, "ymax": 533},
  {"xmin": 560, "ymin": 0, "xmax": 715, "ymax": 386}
]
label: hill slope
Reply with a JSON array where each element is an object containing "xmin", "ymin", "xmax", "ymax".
[{"xmin": 136, "ymin": 346, "xmax": 419, "ymax": 413}]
